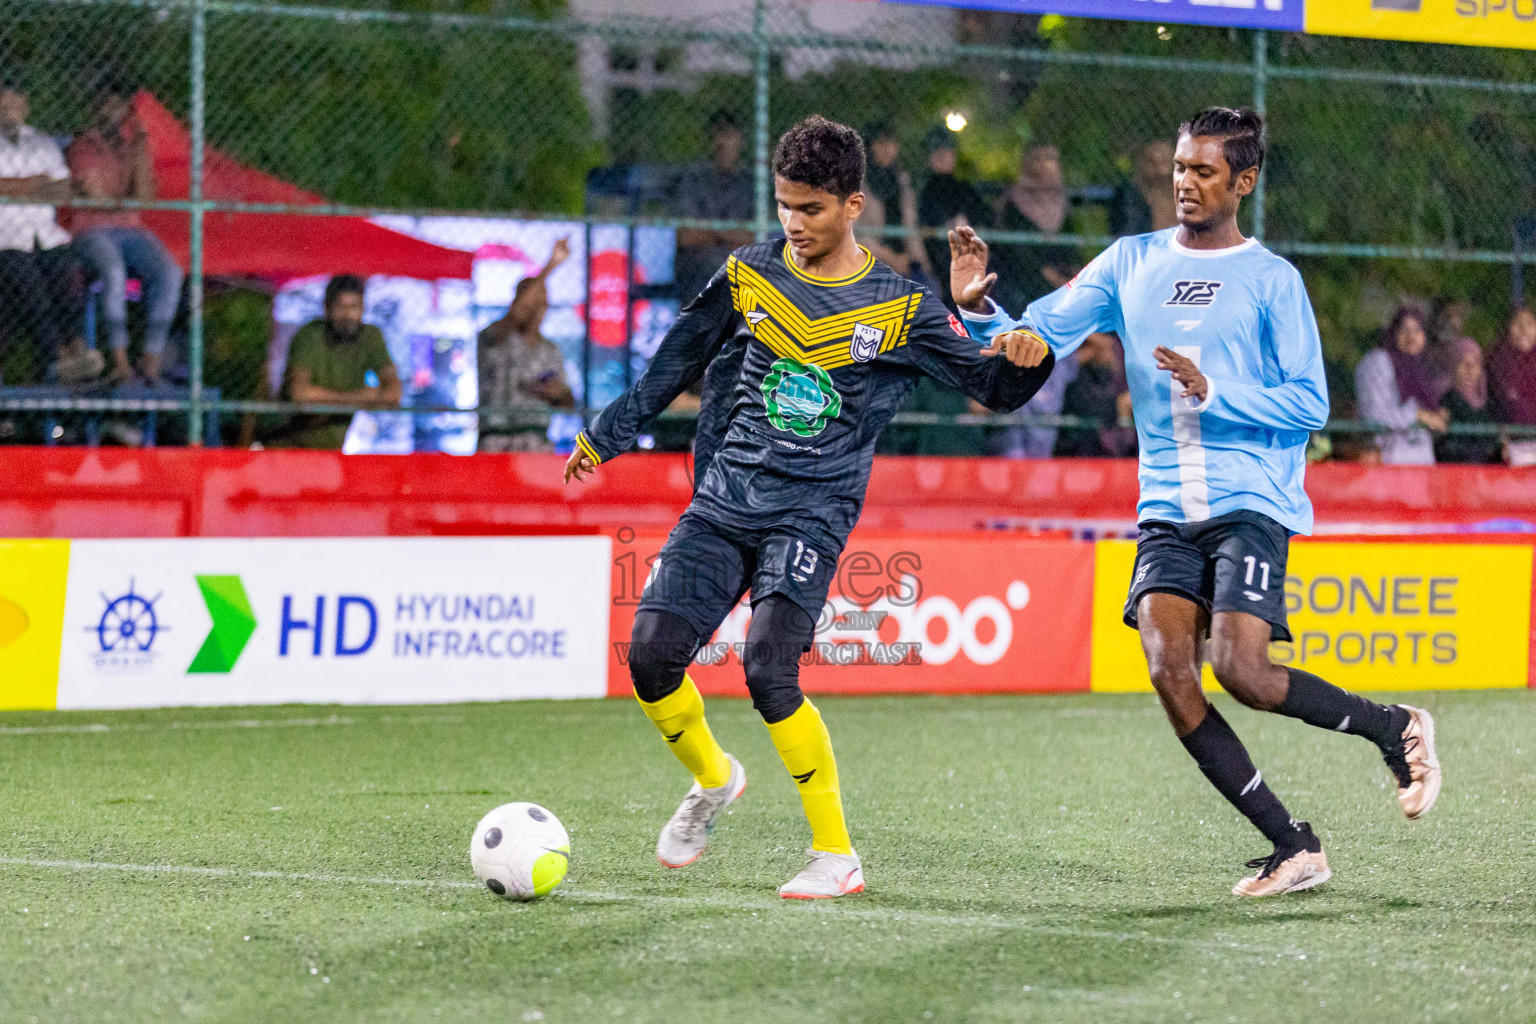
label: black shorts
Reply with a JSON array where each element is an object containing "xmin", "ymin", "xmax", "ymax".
[
  {"xmin": 638, "ymin": 509, "xmax": 836, "ymax": 641},
  {"xmin": 1123, "ymin": 510, "xmax": 1292, "ymax": 642}
]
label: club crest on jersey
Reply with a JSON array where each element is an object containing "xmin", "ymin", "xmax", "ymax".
[
  {"xmin": 850, "ymin": 321, "xmax": 884, "ymax": 363},
  {"xmin": 761, "ymin": 357, "xmax": 843, "ymax": 437},
  {"xmin": 1165, "ymin": 280, "xmax": 1223, "ymax": 307}
]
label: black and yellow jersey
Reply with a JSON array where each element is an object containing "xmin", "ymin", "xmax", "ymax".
[{"xmin": 577, "ymin": 239, "xmax": 1054, "ymax": 554}]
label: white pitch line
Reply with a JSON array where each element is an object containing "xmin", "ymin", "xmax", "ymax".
[
  {"xmin": 0, "ymin": 714, "xmax": 465, "ymax": 737},
  {"xmin": 0, "ymin": 856, "xmax": 483, "ymax": 890},
  {"xmin": 2, "ymin": 857, "xmax": 1522, "ymax": 985},
  {"xmin": 0, "ymin": 855, "xmax": 1299, "ymax": 958}
]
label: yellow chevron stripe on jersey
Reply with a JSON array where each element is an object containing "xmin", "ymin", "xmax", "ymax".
[
  {"xmin": 735, "ymin": 260, "xmax": 912, "ymax": 341},
  {"xmin": 727, "ymin": 256, "xmax": 921, "ymax": 370},
  {"xmin": 780, "ymin": 242, "xmax": 875, "ymax": 287},
  {"xmin": 744, "ymin": 305, "xmax": 913, "ymax": 370}
]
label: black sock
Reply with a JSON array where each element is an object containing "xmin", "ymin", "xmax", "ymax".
[
  {"xmin": 1277, "ymin": 668, "xmax": 1406, "ymax": 749},
  {"xmin": 1180, "ymin": 705, "xmax": 1298, "ymax": 849}
]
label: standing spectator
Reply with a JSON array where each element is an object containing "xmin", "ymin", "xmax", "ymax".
[
  {"xmin": 862, "ymin": 120, "xmax": 903, "ymax": 218},
  {"xmin": 672, "ymin": 110, "xmax": 754, "ymax": 304},
  {"xmin": 478, "ymin": 239, "xmax": 575, "ymax": 453},
  {"xmin": 853, "ymin": 191, "xmax": 908, "ymax": 277},
  {"xmin": 1490, "ymin": 306, "xmax": 1536, "ymax": 425},
  {"xmin": 1428, "ymin": 298, "xmax": 1469, "ymax": 388},
  {"xmin": 0, "ymin": 79, "xmax": 93, "ymax": 382},
  {"xmin": 855, "ymin": 187, "xmax": 930, "ymax": 285},
  {"xmin": 280, "ymin": 275, "xmax": 401, "ymax": 449},
  {"xmin": 1110, "ymin": 140, "xmax": 1178, "ymax": 237},
  {"xmin": 917, "ymin": 127, "xmax": 987, "ymax": 304},
  {"xmin": 993, "ymin": 144, "xmax": 1077, "ymax": 313},
  {"xmin": 1054, "ymin": 332, "xmax": 1135, "ymax": 458},
  {"xmin": 1354, "ymin": 306, "xmax": 1446, "ymax": 465},
  {"xmin": 1435, "ymin": 337, "xmax": 1500, "ymax": 464},
  {"xmin": 859, "ymin": 121, "xmax": 931, "ymax": 284},
  {"xmin": 67, "ymin": 82, "xmax": 184, "ymax": 386}
]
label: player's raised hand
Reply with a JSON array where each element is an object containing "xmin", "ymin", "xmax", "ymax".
[
  {"xmin": 948, "ymin": 225, "xmax": 997, "ymax": 313},
  {"xmin": 563, "ymin": 448, "xmax": 596, "ymax": 483},
  {"xmin": 982, "ymin": 329, "xmax": 1050, "ymax": 368},
  {"xmin": 1154, "ymin": 345, "xmax": 1208, "ymax": 402}
]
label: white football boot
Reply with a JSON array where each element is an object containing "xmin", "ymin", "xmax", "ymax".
[
  {"xmin": 779, "ymin": 848, "xmax": 865, "ymax": 899},
  {"xmin": 655, "ymin": 754, "xmax": 746, "ymax": 868},
  {"xmin": 1384, "ymin": 705, "xmax": 1441, "ymax": 820}
]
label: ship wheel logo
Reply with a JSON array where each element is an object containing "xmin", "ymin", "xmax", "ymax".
[{"xmin": 89, "ymin": 579, "xmax": 168, "ymax": 667}]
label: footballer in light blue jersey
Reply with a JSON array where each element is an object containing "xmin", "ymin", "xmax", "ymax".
[
  {"xmin": 947, "ymin": 107, "xmax": 1440, "ymax": 898},
  {"xmin": 960, "ymin": 227, "xmax": 1328, "ymax": 535}
]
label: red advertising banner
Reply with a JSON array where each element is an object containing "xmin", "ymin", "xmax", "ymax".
[
  {"xmin": 5, "ymin": 449, "xmax": 1536, "ymax": 539},
  {"xmin": 604, "ymin": 529, "xmax": 1094, "ymax": 698}
]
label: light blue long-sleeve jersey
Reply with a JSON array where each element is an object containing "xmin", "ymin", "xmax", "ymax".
[{"xmin": 963, "ymin": 228, "xmax": 1328, "ymax": 534}]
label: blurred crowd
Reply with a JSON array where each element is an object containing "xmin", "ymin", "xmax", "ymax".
[
  {"xmin": 4, "ymin": 90, "xmax": 1535, "ymax": 465},
  {"xmin": 0, "ymin": 76, "xmax": 183, "ymax": 394},
  {"xmin": 1352, "ymin": 302, "xmax": 1536, "ymax": 467}
]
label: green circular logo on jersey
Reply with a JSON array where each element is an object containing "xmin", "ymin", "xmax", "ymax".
[{"xmin": 760, "ymin": 357, "xmax": 842, "ymax": 437}]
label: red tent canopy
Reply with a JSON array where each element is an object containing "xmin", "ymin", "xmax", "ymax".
[{"xmin": 131, "ymin": 92, "xmax": 473, "ymax": 281}]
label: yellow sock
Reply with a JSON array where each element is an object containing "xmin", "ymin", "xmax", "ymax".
[
  {"xmin": 765, "ymin": 699, "xmax": 853, "ymax": 855},
  {"xmin": 636, "ymin": 675, "xmax": 732, "ymax": 789}
]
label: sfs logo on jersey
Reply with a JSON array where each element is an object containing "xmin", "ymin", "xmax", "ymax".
[{"xmin": 1165, "ymin": 280, "xmax": 1223, "ymax": 307}]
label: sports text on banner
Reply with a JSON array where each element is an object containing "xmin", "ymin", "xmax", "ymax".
[
  {"xmin": 1092, "ymin": 540, "xmax": 1534, "ymax": 692},
  {"xmin": 1305, "ymin": 0, "xmax": 1536, "ymax": 50}
]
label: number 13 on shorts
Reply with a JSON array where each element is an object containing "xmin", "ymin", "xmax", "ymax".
[{"xmin": 791, "ymin": 540, "xmax": 818, "ymax": 581}]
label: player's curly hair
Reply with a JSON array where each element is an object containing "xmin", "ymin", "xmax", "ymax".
[
  {"xmin": 772, "ymin": 115, "xmax": 866, "ymax": 200},
  {"xmin": 1179, "ymin": 106, "xmax": 1265, "ymax": 177}
]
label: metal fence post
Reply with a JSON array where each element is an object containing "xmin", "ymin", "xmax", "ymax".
[
  {"xmin": 187, "ymin": 0, "xmax": 207, "ymax": 445},
  {"xmin": 752, "ymin": 0, "xmax": 770, "ymax": 242},
  {"xmin": 1252, "ymin": 28, "xmax": 1267, "ymax": 244}
]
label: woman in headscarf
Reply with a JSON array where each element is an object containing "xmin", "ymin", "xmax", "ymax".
[
  {"xmin": 992, "ymin": 144, "xmax": 1078, "ymax": 314},
  {"xmin": 1490, "ymin": 306, "xmax": 1536, "ymax": 426},
  {"xmin": 1434, "ymin": 337, "xmax": 1500, "ymax": 464},
  {"xmin": 1353, "ymin": 306, "xmax": 1448, "ymax": 464}
]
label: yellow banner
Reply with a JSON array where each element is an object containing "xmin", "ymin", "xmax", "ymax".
[
  {"xmin": 1306, "ymin": 1, "xmax": 1536, "ymax": 50},
  {"xmin": 0, "ymin": 540, "xmax": 70, "ymax": 710},
  {"xmin": 1091, "ymin": 540, "xmax": 1533, "ymax": 692}
]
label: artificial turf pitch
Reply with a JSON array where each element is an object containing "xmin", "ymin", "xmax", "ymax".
[{"xmin": 1, "ymin": 690, "xmax": 1532, "ymax": 1023}]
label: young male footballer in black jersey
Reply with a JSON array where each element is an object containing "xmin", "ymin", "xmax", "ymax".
[{"xmin": 563, "ymin": 115, "xmax": 1053, "ymax": 898}]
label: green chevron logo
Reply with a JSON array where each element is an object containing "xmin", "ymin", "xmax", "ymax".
[{"xmin": 187, "ymin": 575, "xmax": 257, "ymax": 674}]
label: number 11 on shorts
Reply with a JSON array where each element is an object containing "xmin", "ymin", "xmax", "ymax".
[{"xmin": 1244, "ymin": 555, "xmax": 1271, "ymax": 591}]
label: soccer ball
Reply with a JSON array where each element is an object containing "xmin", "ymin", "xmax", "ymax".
[{"xmin": 470, "ymin": 802, "xmax": 571, "ymax": 901}]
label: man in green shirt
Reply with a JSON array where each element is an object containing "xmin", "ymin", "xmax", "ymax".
[{"xmin": 281, "ymin": 275, "xmax": 402, "ymax": 449}]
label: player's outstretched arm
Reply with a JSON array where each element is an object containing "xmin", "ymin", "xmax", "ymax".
[
  {"xmin": 905, "ymin": 292, "xmax": 1055, "ymax": 413},
  {"xmin": 954, "ymin": 238, "xmax": 1125, "ymax": 364},
  {"xmin": 948, "ymin": 225, "xmax": 997, "ymax": 314},
  {"xmin": 571, "ymin": 261, "xmax": 738, "ymax": 472},
  {"xmin": 982, "ymin": 330, "xmax": 1051, "ymax": 369}
]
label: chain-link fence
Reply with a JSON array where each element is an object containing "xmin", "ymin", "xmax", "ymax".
[{"xmin": 1, "ymin": 0, "xmax": 1534, "ymax": 457}]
